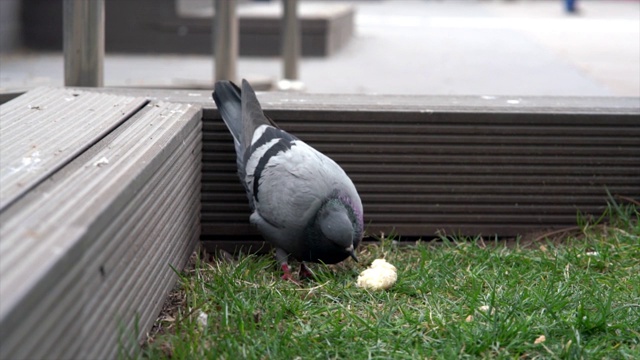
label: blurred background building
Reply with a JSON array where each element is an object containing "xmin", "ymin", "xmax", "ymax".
[{"xmin": 1, "ymin": 0, "xmax": 639, "ymax": 97}]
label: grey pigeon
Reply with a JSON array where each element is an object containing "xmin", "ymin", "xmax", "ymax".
[{"xmin": 212, "ymin": 79, "xmax": 364, "ymax": 281}]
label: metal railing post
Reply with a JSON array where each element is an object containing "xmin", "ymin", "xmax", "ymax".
[
  {"xmin": 63, "ymin": 0, "xmax": 104, "ymax": 87},
  {"xmin": 214, "ymin": 0, "xmax": 238, "ymax": 82},
  {"xmin": 282, "ymin": 0, "xmax": 300, "ymax": 80}
]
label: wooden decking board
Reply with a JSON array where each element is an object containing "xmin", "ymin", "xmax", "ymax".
[
  {"xmin": 1, "ymin": 87, "xmax": 638, "ymax": 358},
  {"xmin": 200, "ymin": 98, "xmax": 639, "ymax": 242},
  {"xmin": 200, "ymin": 193, "xmax": 619, "ymax": 207},
  {"xmin": 79, "ymin": 120, "xmax": 201, "ymax": 287},
  {"xmin": 2, "ymin": 223, "xmax": 88, "ymax": 355},
  {"xmin": 0, "ymin": 87, "xmax": 148, "ymax": 211},
  {"xmin": 93, "ymin": 216, "xmax": 200, "ymax": 359},
  {"xmin": 80, "ymin": 128, "xmax": 200, "ymax": 302},
  {"xmin": 202, "ymin": 141, "xmax": 637, "ymax": 156},
  {"xmin": 28, "ymin": 283, "xmax": 84, "ymax": 360},
  {"xmin": 80, "ymin": 133, "xmax": 198, "ymax": 314},
  {"xmin": 85, "ymin": 120, "xmax": 200, "ymax": 359},
  {"xmin": 2, "ymin": 256, "xmax": 84, "ymax": 360},
  {"xmin": 84, "ymin": 89, "xmax": 635, "ymax": 242},
  {"xmin": 89, "ymin": 190, "xmax": 199, "ymax": 359},
  {"xmin": 202, "ymin": 163, "xmax": 640, "ymax": 178},
  {"xmin": 0, "ymin": 93, "xmax": 202, "ymax": 359},
  {"xmin": 81, "ymin": 131, "xmax": 201, "ymax": 358},
  {"xmin": 0, "ymin": 101, "xmax": 197, "ymax": 314},
  {"xmin": 83, "ymin": 87, "xmax": 639, "ymax": 112}
]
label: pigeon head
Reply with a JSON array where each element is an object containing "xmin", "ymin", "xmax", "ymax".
[{"xmin": 305, "ymin": 197, "xmax": 360, "ymax": 264}]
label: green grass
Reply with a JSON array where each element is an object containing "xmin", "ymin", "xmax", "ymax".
[{"xmin": 137, "ymin": 202, "xmax": 639, "ymax": 359}]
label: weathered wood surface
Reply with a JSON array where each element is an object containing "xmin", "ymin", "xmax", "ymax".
[
  {"xmin": 83, "ymin": 88, "xmax": 640, "ymax": 244},
  {"xmin": 201, "ymin": 109, "xmax": 640, "ymax": 243},
  {"xmin": 0, "ymin": 91, "xmax": 202, "ymax": 359},
  {"xmin": 83, "ymin": 87, "xmax": 640, "ymax": 113},
  {"xmin": 0, "ymin": 86, "xmax": 638, "ymax": 358},
  {"xmin": 0, "ymin": 87, "xmax": 147, "ymax": 210}
]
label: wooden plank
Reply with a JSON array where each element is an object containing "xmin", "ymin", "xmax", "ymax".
[
  {"xmin": 0, "ymin": 87, "xmax": 147, "ymax": 211},
  {"xmin": 77, "ymin": 87, "xmax": 640, "ymax": 239},
  {"xmin": 197, "ymin": 94, "xmax": 640, "ymax": 241},
  {"xmin": 0, "ymin": 96, "xmax": 201, "ymax": 359},
  {"xmin": 82, "ymin": 130, "xmax": 201, "ymax": 359},
  {"xmin": 88, "ymin": 87, "xmax": 640, "ymax": 113}
]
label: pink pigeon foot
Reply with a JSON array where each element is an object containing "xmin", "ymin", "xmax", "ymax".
[
  {"xmin": 299, "ymin": 263, "xmax": 316, "ymax": 281},
  {"xmin": 281, "ymin": 263, "xmax": 301, "ymax": 285}
]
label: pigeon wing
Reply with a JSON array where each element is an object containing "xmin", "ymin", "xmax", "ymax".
[{"xmin": 245, "ymin": 136, "xmax": 359, "ymax": 252}]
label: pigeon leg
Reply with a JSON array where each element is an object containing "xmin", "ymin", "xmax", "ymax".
[
  {"xmin": 280, "ymin": 263, "xmax": 296, "ymax": 282},
  {"xmin": 276, "ymin": 248, "xmax": 299, "ymax": 283},
  {"xmin": 299, "ymin": 262, "xmax": 315, "ymax": 281}
]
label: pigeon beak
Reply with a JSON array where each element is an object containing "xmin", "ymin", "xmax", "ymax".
[{"xmin": 346, "ymin": 245, "xmax": 358, "ymax": 262}]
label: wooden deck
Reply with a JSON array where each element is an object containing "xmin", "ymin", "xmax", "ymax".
[
  {"xmin": 0, "ymin": 87, "xmax": 638, "ymax": 358},
  {"xmin": 44, "ymin": 87, "xmax": 640, "ymax": 247},
  {"xmin": 199, "ymin": 92, "xmax": 639, "ymax": 251},
  {"xmin": 0, "ymin": 88, "xmax": 201, "ymax": 359}
]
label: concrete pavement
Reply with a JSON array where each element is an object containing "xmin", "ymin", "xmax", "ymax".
[{"xmin": 1, "ymin": 0, "xmax": 638, "ymax": 97}]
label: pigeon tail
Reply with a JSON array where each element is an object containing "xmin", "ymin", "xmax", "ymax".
[
  {"xmin": 212, "ymin": 81, "xmax": 243, "ymax": 155},
  {"xmin": 213, "ymin": 79, "xmax": 276, "ymax": 157},
  {"xmin": 240, "ymin": 79, "xmax": 275, "ymax": 149}
]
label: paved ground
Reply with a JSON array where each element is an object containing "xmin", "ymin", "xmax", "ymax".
[{"xmin": 1, "ymin": 0, "xmax": 639, "ymax": 97}]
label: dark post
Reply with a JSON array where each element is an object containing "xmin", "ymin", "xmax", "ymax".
[
  {"xmin": 63, "ymin": 0, "xmax": 104, "ymax": 87},
  {"xmin": 282, "ymin": 0, "xmax": 300, "ymax": 80},
  {"xmin": 214, "ymin": 0, "xmax": 238, "ymax": 82}
]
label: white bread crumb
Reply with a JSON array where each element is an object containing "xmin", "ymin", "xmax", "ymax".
[{"xmin": 356, "ymin": 259, "xmax": 397, "ymax": 290}]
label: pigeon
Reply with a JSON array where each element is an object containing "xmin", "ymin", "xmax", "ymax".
[{"xmin": 212, "ymin": 79, "xmax": 364, "ymax": 281}]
